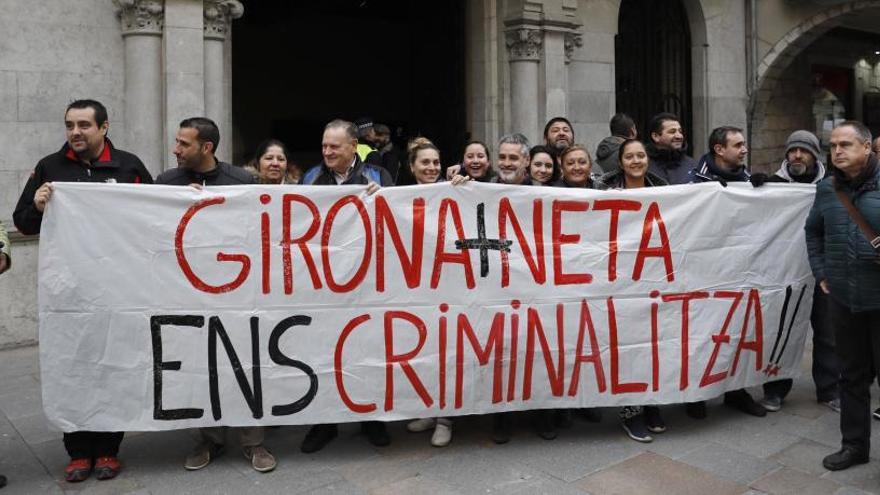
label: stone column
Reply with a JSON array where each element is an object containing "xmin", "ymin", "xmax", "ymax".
[
  {"xmin": 541, "ymin": 28, "xmax": 568, "ymax": 123},
  {"xmin": 114, "ymin": 0, "xmax": 165, "ymax": 177},
  {"xmin": 505, "ymin": 27, "xmax": 543, "ymax": 143},
  {"xmin": 203, "ymin": 0, "xmax": 242, "ymax": 164},
  {"xmin": 163, "ymin": 0, "xmax": 205, "ymax": 171}
]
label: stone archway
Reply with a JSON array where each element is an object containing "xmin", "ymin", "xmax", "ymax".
[{"xmin": 749, "ymin": 1, "xmax": 880, "ymax": 171}]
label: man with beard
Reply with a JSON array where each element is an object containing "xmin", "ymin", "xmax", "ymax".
[
  {"xmin": 543, "ymin": 117, "xmax": 589, "ymax": 168},
  {"xmin": 750, "ymin": 131, "xmax": 839, "ymax": 414},
  {"xmin": 492, "ymin": 133, "xmax": 532, "ymax": 185},
  {"xmin": 156, "ymin": 118, "xmax": 279, "ymax": 474},
  {"xmin": 646, "ymin": 112, "xmax": 697, "ymax": 185},
  {"xmin": 691, "ymin": 126, "xmax": 767, "ymax": 419}
]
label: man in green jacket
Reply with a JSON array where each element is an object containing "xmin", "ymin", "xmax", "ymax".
[{"xmin": 805, "ymin": 120, "xmax": 880, "ymax": 472}]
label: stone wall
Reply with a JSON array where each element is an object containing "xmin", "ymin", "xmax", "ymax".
[
  {"xmin": 0, "ymin": 0, "xmax": 125, "ymax": 347},
  {"xmin": 749, "ymin": 54, "xmax": 813, "ymax": 174}
]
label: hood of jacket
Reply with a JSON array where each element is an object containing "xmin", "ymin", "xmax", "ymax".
[{"xmin": 774, "ymin": 159, "xmax": 826, "ymax": 184}]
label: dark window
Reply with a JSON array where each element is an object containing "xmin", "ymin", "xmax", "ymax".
[{"xmin": 615, "ymin": 0, "xmax": 693, "ymax": 150}]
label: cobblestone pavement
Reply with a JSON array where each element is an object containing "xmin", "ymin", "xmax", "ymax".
[{"xmin": 0, "ymin": 345, "xmax": 878, "ymax": 494}]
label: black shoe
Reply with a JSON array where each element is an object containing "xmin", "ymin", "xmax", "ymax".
[
  {"xmin": 0, "ymin": 474, "xmax": 6, "ymax": 489},
  {"xmin": 361, "ymin": 421, "xmax": 390, "ymax": 447},
  {"xmin": 822, "ymin": 447, "xmax": 869, "ymax": 471},
  {"xmin": 724, "ymin": 390, "xmax": 766, "ymax": 417},
  {"xmin": 873, "ymin": 407, "xmax": 880, "ymax": 421},
  {"xmin": 491, "ymin": 413, "xmax": 512, "ymax": 444},
  {"xmin": 535, "ymin": 410, "xmax": 557, "ymax": 440},
  {"xmin": 555, "ymin": 409, "xmax": 574, "ymax": 429},
  {"xmin": 579, "ymin": 408, "xmax": 602, "ymax": 423},
  {"xmin": 643, "ymin": 406, "xmax": 666, "ymax": 433},
  {"xmin": 301, "ymin": 424, "xmax": 338, "ymax": 453},
  {"xmin": 685, "ymin": 401, "xmax": 707, "ymax": 419},
  {"xmin": 621, "ymin": 414, "xmax": 653, "ymax": 443}
]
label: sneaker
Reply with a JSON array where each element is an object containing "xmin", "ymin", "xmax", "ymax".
[
  {"xmin": 94, "ymin": 456, "xmax": 121, "ymax": 480},
  {"xmin": 64, "ymin": 458, "xmax": 92, "ymax": 483},
  {"xmin": 724, "ymin": 390, "xmax": 766, "ymax": 417},
  {"xmin": 873, "ymin": 406, "xmax": 880, "ymax": 420},
  {"xmin": 819, "ymin": 398, "xmax": 841, "ymax": 413},
  {"xmin": 685, "ymin": 401, "xmax": 707, "ymax": 419},
  {"xmin": 491, "ymin": 413, "xmax": 512, "ymax": 444},
  {"xmin": 431, "ymin": 422, "xmax": 452, "ymax": 447},
  {"xmin": 621, "ymin": 415, "xmax": 653, "ymax": 443},
  {"xmin": 301, "ymin": 424, "xmax": 338, "ymax": 453},
  {"xmin": 0, "ymin": 474, "xmax": 6, "ymax": 488},
  {"xmin": 407, "ymin": 417, "xmax": 436, "ymax": 433},
  {"xmin": 760, "ymin": 395, "xmax": 783, "ymax": 412},
  {"xmin": 243, "ymin": 445, "xmax": 276, "ymax": 473},
  {"xmin": 643, "ymin": 406, "xmax": 666, "ymax": 433},
  {"xmin": 184, "ymin": 441, "xmax": 224, "ymax": 470},
  {"xmin": 535, "ymin": 410, "xmax": 557, "ymax": 440},
  {"xmin": 362, "ymin": 421, "xmax": 391, "ymax": 447}
]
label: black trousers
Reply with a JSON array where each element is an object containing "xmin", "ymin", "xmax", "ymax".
[
  {"xmin": 763, "ymin": 288, "xmax": 840, "ymax": 401},
  {"xmin": 63, "ymin": 431, "xmax": 124, "ymax": 459},
  {"xmin": 829, "ymin": 297, "xmax": 880, "ymax": 454}
]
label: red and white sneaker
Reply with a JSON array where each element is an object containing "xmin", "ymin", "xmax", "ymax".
[
  {"xmin": 64, "ymin": 458, "xmax": 92, "ymax": 482},
  {"xmin": 94, "ymin": 456, "xmax": 121, "ymax": 480}
]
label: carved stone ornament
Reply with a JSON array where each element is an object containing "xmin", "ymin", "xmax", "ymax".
[
  {"xmin": 113, "ymin": 0, "xmax": 164, "ymax": 36},
  {"xmin": 505, "ymin": 28, "xmax": 543, "ymax": 61},
  {"xmin": 204, "ymin": 0, "xmax": 244, "ymax": 40},
  {"xmin": 564, "ymin": 32, "xmax": 583, "ymax": 63}
]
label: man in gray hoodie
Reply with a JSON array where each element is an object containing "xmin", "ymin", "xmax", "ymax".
[
  {"xmin": 595, "ymin": 113, "xmax": 637, "ymax": 174},
  {"xmin": 751, "ymin": 130, "xmax": 839, "ymax": 415}
]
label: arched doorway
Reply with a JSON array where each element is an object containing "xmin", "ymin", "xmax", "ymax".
[
  {"xmin": 231, "ymin": 0, "xmax": 466, "ymax": 179},
  {"xmin": 615, "ymin": 0, "xmax": 693, "ymax": 149},
  {"xmin": 749, "ymin": 2, "xmax": 880, "ymax": 172}
]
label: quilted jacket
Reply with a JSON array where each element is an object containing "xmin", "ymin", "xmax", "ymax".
[{"xmin": 805, "ymin": 155, "xmax": 880, "ymax": 311}]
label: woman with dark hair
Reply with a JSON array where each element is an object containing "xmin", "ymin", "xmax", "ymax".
[
  {"xmin": 597, "ymin": 139, "xmax": 667, "ymax": 190},
  {"xmin": 245, "ymin": 139, "xmax": 298, "ymax": 184},
  {"xmin": 444, "ymin": 140, "xmax": 496, "ymax": 182},
  {"xmin": 596, "ymin": 139, "xmax": 668, "ymax": 444},
  {"xmin": 528, "ymin": 145, "xmax": 559, "ymax": 185}
]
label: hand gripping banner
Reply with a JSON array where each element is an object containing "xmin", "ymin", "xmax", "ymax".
[{"xmin": 39, "ymin": 182, "xmax": 815, "ymax": 432}]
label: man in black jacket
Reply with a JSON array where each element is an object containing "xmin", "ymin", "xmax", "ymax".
[
  {"xmin": 13, "ymin": 99, "xmax": 153, "ymax": 483},
  {"xmin": 14, "ymin": 100, "xmax": 153, "ymax": 236},
  {"xmin": 156, "ymin": 117, "xmax": 255, "ymax": 186},
  {"xmin": 690, "ymin": 126, "xmax": 767, "ymax": 419},
  {"xmin": 750, "ymin": 131, "xmax": 839, "ymax": 415},
  {"xmin": 156, "ymin": 118, "xmax": 277, "ymax": 474},
  {"xmin": 299, "ymin": 119, "xmax": 393, "ymax": 454},
  {"xmin": 646, "ymin": 112, "xmax": 697, "ymax": 185}
]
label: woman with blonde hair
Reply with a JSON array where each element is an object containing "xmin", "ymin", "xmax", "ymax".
[{"xmin": 403, "ymin": 138, "xmax": 468, "ymax": 447}]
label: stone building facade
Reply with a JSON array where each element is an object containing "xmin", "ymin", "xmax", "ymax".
[{"xmin": 0, "ymin": 0, "xmax": 878, "ymax": 347}]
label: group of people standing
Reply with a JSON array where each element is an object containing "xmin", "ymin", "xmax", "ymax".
[{"xmin": 5, "ymin": 97, "xmax": 880, "ymax": 485}]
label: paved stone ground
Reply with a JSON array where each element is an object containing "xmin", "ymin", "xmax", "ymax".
[{"xmin": 1, "ymin": 345, "xmax": 879, "ymax": 494}]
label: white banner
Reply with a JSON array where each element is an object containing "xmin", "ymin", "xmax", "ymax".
[{"xmin": 39, "ymin": 182, "xmax": 815, "ymax": 432}]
